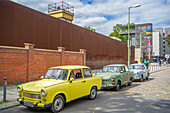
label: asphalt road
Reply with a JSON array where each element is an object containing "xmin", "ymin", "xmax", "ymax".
[{"xmin": 0, "ymin": 69, "xmax": 170, "ymax": 113}]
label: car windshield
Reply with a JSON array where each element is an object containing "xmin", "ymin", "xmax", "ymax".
[
  {"xmin": 44, "ymin": 69, "xmax": 68, "ymax": 80},
  {"xmin": 129, "ymin": 65, "xmax": 142, "ymax": 69},
  {"xmin": 102, "ymin": 66, "xmax": 119, "ymax": 73}
]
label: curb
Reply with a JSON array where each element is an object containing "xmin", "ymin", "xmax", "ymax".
[{"xmin": 0, "ymin": 101, "xmax": 20, "ymax": 111}]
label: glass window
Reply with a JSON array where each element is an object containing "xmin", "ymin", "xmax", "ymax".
[
  {"xmin": 44, "ymin": 69, "xmax": 68, "ymax": 80},
  {"xmin": 120, "ymin": 66, "xmax": 126, "ymax": 72},
  {"xmin": 103, "ymin": 66, "xmax": 119, "ymax": 73},
  {"xmin": 83, "ymin": 69, "xmax": 92, "ymax": 77},
  {"xmin": 129, "ymin": 65, "xmax": 142, "ymax": 69},
  {"xmin": 147, "ymin": 25, "xmax": 151, "ymax": 30},
  {"xmin": 70, "ymin": 69, "xmax": 82, "ymax": 79}
]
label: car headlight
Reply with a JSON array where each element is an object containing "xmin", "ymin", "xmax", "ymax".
[
  {"xmin": 17, "ymin": 85, "xmax": 23, "ymax": 92},
  {"xmin": 110, "ymin": 77, "xmax": 114, "ymax": 81},
  {"xmin": 41, "ymin": 89, "xmax": 47, "ymax": 96}
]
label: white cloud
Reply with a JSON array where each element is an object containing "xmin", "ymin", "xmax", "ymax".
[{"xmin": 11, "ymin": 0, "xmax": 170, "ymax": 36}]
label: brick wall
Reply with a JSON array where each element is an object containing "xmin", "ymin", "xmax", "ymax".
[{"xmin": 0, "ymin": 43, "xmax": 86, "ymax": 86}]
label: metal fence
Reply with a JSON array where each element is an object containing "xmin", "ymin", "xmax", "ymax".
[{"xmin": 149, "ymin": 64, "xmax": 169, "ymax": 72}]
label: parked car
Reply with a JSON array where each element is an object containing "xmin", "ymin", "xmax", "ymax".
[
  {"xmin": 17, "ymin": 65, "xmax": 102, "ymax": 112},
  {"xmin": 129, "ymin": 64, "xmax": 149, "ymax": 82},
  {"xmin": 95, "ymin": 64, "xmax": 134, "ymax": 91}
]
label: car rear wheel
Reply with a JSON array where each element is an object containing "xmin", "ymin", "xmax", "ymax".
[
  {"xmin": 146, "ymin": 77, "xmax": 149, "ymax": 80},
  {"xmin": 115, "ymin": 81, "xmax": 121, "ymax": 91},
  {"xmin": 88, "ymin": 86, "xmax": 97, "ymax": 100},
  {"xmin": 50, "ymin": 95, "xmax": 65, "ymax": 113},
  {"xmin": 128, "ymin": 78, "xmax": 132, "ymax": 86}
]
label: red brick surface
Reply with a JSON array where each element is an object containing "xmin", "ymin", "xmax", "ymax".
[{"xmin": 0, "ymin": 45, "xmax": 85, "ymax": 86}]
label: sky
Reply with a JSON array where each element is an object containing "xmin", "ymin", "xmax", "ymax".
[{"xmin": 11, "ymin": 0, "xmax": 170, "ymax": 36}]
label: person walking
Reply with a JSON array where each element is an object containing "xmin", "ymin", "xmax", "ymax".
[
  {"xmin": 159, "ymin": 59, "xmax": 161, "ymax": 67},
  {"xmin": 143, "ymin": 59, "xmax": 149, "ymax": 69},
  {"xmin": 139, "ymin": 59, "xmax": 142, "ymax": 64}
]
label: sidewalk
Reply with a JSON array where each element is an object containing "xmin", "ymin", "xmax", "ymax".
[
  {"xmin": 0, "ymin": 65, "xmax": 170, "ymax": 110},
  {"xmin": 0, "ymin": 85, "xmax": 19, "ymax": 110}
]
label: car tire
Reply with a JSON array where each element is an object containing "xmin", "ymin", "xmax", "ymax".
[
  {"xmin": 88, "ymin": 86, "xmax": 97, "ymax": 100},
  {"xmin": 146, "ymin": 76, "xmax": 149, "ymax": 80},
  {"xmin": 128, "ymin": 78, "xmax": 132, "ymax": 86},
  {"xmin": 140, "ymin": 75, "xmax": 143, "ymax": 82},
  {"xmin": 50, "ymin": 95, "xmax": 65, "ymax": 113},
  {"xmin": 115, "ymin": 81, "xmax": 121, "ymax": 91}
]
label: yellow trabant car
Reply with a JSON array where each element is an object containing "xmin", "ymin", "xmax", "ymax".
[{"xmin": 17, "ymin": 65, "xmax": 102, "ymax": 112}]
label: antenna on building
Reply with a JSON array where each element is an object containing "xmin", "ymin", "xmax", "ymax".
[{"xmin": 48, "ymin": 1, "xmax": 74, "ymax": 23}]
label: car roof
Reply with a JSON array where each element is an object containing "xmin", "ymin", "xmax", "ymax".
[
  {"xmin": 105, "ymin": 64, "xmax": 127, "ymax": 67},
  {"xmin": 49, "ymin": 65, "xmax": 90, "ymax": 70},
  {"xmin": 130, "ymin": 64, "xmax": 144, "ymax": 66}
]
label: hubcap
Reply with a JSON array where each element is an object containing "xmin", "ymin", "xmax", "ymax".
[
  {"xmin": 54, "ymin": 97, "xmax": 63, "ymax": 111},
  {"xmin": 117, "ymin": 83, "xmax": 120, "ymax": 90},
  {"xmin": 91, "ymin": 88, "xmax": 96, "ymax": 98}
]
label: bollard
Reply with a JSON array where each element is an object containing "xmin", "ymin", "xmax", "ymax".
[
  {"xmin": 3, "ymin": 77, "xmax": 7, "ymax": 102},
  {"xmin": 39, "ymin": 74, "xmax": 41, "ymax": 80}
]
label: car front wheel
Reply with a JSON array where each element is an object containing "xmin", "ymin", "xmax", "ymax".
[
  {"xmin": 88, "ymin": 86, "xmax": 97, "ymax": 100},
  {"xmin": 128, "ymin": 78, "xmax": 132, "ymax": 86},
  {"xmin": 115, "ymin": 81, "xmax": 121, "ymax": 91},
  {"xmin": 51, "ymin": 95, "xmax": 65, "ymax": 113}
]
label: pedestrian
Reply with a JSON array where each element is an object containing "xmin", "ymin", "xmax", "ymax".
[
  {"xmin": 139, "ymin": 59, "xmax": 142, "ymax": 64},
  {"xmin": 143, "ymin": 59, "xmax": 149, "ymax": 69},
  {"xmin": 159, "ymin": 59, "xmax": 161, "ymax": 67},
  {"xmin": 163, "ymin": 58, "xmax": 166, "ymax": 66}
]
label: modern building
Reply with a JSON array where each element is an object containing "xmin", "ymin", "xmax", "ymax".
[
  {"xmin": 119, "ymin": 23, "xmax": 153, "ymax": 62},
  {"xmin": 164, "ymin": 28, "xmax": 170, "ymax": 55},
  {"xmin": 164, "ymin": 28, "xmax": 170, "ymax": 62}
]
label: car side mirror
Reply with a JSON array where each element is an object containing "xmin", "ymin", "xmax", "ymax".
[
  {"xmin": 70, "ymin": 78, "xmax": 74, "ymax": 82},
  {"xmin": 40, "ymin": 76, "xmax": 44, "ymax": 80},
  {"xmin": 120, "ymin": 70, "xmax": 124, "ymax": 73}
]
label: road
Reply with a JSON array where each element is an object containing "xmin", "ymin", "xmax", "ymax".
[{"xmin": 0, "ymin": 69, "xmax": 170, "ymax": 113}]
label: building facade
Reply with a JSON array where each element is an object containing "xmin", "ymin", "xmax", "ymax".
[{"xmin": 119, "ymin": 23, "xmax": 153, "ymax": 62}]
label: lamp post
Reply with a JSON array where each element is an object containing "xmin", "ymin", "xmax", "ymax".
[
  {"xmin": 140, "ymin": 32, "xmax": 143, "ymax": 59},
  {"xmin": 128, "ymin": 4, "xmax": 141, "ymax": 66}
]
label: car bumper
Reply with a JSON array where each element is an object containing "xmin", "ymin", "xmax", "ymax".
[
  {"xmin": 17, "ymin": 98, "xmax": 51, "ymax": 109},
  {"xmin": 101, "ymin": 85, "xmax": 117, "ymax": 89}
]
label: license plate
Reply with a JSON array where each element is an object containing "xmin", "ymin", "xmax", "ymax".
[
  {"xmin": 102, "ymin": 85, "xmax": 106, "ymax": 87},
  {"xmin": 24, "ymin": 102, "xmax": 34, "ymax": 107}
]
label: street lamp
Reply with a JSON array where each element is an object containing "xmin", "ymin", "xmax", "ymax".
[
  {"xmin": 128, "ymin": 4, "xmax": 141, "ymax": 66},
  {"xmin": 140, "ymin": 32, "xmax": 143, "ymax": 59}
]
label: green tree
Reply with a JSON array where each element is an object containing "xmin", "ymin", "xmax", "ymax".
[
  {"xmin": 165, "ymin": 34, "xmax": 170, "ymax": 47},
  {"xmin": 109, "ymin": 23, "xmax": 134, "ymax": 43},
  {"xmin": 84, "ymin": 26, "xmax": 96, "ymax": 32}
]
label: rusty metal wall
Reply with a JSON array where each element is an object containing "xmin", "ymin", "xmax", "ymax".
[{"xmin": 0, "ymin": 0, "xmax": 135, "ymax": 69}]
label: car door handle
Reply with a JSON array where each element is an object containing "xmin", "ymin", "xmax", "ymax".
[{"xmin": 82, "ymin": 80, "xmax": 86, "ymax": 83}]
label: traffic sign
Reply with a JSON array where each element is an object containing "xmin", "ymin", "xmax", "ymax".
[{"xmin": 165, "ymin": 54, "xmax": 169, "ymax": 58}]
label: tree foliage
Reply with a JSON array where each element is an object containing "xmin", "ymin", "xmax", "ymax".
[
  {"xmin": 165, "ymin": 34, "xmax": 170, "ymax": 47},
  {"xmin": 84, "ymin": 26, "xmax": 96, "ymax": 32},
  {"xmin": 109, "ymin": 23, "xmax": 135, "ymax": 43}
]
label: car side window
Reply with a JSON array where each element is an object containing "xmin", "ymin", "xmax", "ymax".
[
  {"xmin": 143, "ymin": 65, "xmax": 146, "ymax": 69},
  {"xmin": 125, "ymin": 66, "xmax": 129, "ymax": 72},
  {"xmin": 69, "ymin": 69, "xmax": 82, "ymax": 80},
  {"xmin": 142, "ymin": 65, "xmax": 144, "ymax": 70},
  {"xmin": 83, "ymin": 68, "xmax": 92, "ymax": 77},
  {"xmin": 120, "ymin": 66, "xmax": 126, "ymax": 72}
]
